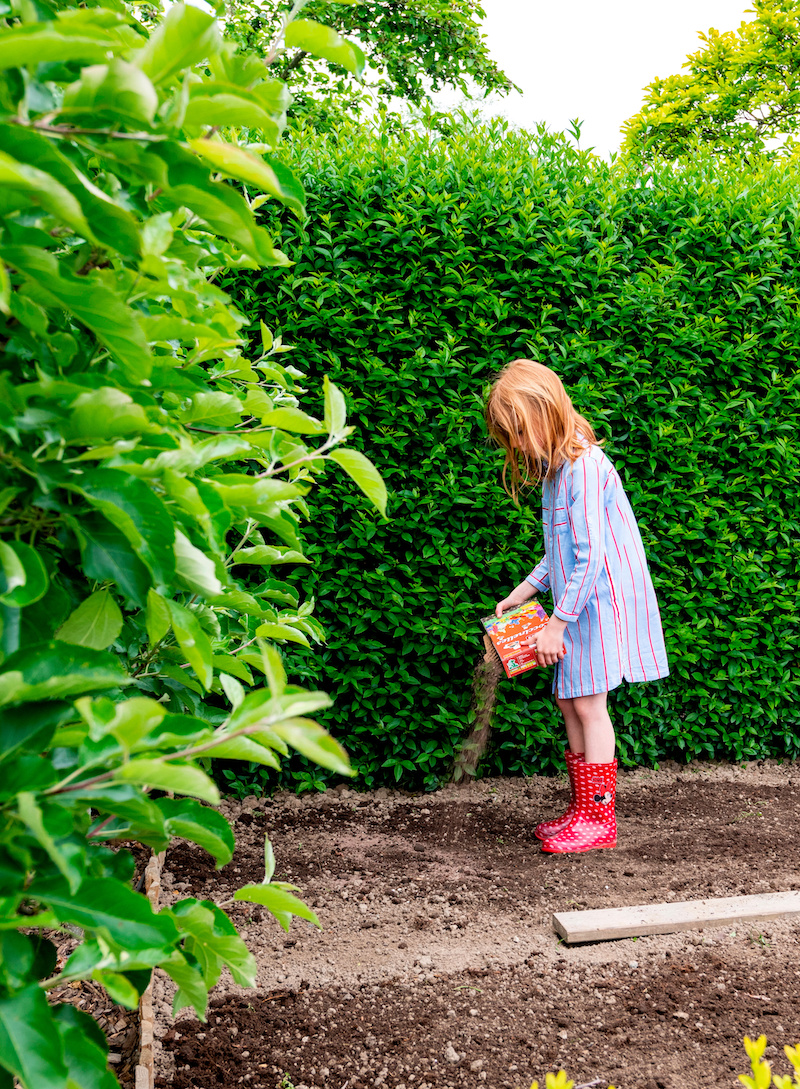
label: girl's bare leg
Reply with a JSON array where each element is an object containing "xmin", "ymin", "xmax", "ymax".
[
  {"xmin": 555, "ymin": 688, "xmax": 585, "ymax": 755},
  {"xmin": 571, "ymin": 691, "xmax": 615, "ymax": 763}
]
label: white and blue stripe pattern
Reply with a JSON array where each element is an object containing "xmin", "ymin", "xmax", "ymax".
[{"xmin": 525, "ymin": 444, "xmax": 669, "ymax": 699}]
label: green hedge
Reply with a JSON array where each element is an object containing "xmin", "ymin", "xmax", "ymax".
[{"xmin": 227, "ymin": 117, "xmax": 800, "ymax": 790}]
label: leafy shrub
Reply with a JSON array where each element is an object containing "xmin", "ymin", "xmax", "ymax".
[
  {"xmin": 232, "ymin": 117, "xmax": 800, "ymax": 789},
  {"xmin": 0, "ymin": 0, "xmax": 385, "ymax": 1084},
  {"xmin": 742, "ymin": 1034, "xmax": 800, "ymax": 1089},
  {"xmin": 516, "ymin": 1037, "xmax": 800, "ymax": 1089}
]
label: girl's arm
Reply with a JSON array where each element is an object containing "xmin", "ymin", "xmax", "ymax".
[
  {"xmin": 526, "ymin": 557, "xmax": 549, "ymax": 593},
  {"xmin": 495, "ymin": 578, "xmax": 538, "ymax": 618},
  {"xmin": 553, "ymin": 455, "xmax": 605, "ymax": 622}
]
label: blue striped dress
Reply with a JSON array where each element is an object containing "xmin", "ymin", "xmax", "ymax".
[{"xmin": 525, "ymin": 444, "xmax": 669, "ymax": 699}]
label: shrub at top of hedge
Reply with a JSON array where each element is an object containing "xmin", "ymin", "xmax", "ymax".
[{"xmin": 226, "ymin": 117, "xmax": 800, "ymax": 791}]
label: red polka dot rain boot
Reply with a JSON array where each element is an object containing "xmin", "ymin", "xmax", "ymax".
[
  {"xmin": 541, "ymin": 758, "xmax": 617, "ymax": 854},
  {"xmin": 534, "ymin": 750, "xmax": 584, "ymax": 841}
]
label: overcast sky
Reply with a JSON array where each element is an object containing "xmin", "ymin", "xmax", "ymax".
[{"xmin": 432, "ymin": 0, "xmax": 755, "ymax": 159}]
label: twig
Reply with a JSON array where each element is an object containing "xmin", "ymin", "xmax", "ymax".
[
  {"xmin": 11, "ymin": 119, "xmax": 167, "ymax": 141},
  {"xmin": 87, "ymin": 815, "xmax": 116, "ymax": 839},
  {"xmin": 44, "ymin": 713, "xmax": 288, "ymax": 796}
]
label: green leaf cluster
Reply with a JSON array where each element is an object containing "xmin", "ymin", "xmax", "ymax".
[
  {"xmin": 230, "ymin": 114, "xmax": 800, "ymax": 790},
  {"xmin": 223, "ymin": 0, "xmax": 516, "ymax": 118},
  {"xmin": 622, "ymin": 0, "xmax": 800, "ymax": 161},
  {"xmin": 0, "ymin": 0, "xmax": 387, "ymax": 1083},
  {"xmin": 741, "ymin": 1034, "xmax": 800, "ymax": 1089}
]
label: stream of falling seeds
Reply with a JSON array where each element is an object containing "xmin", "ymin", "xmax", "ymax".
[
  {"xmin": 453, "ymin": 649, "xmax": 504, "ymax": 784},
  {"xmin": 438, "ymin": 645, "xmax": 504, "ymax": 842}
]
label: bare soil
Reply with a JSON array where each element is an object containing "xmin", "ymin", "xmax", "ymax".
[{"xmin": 152, "ymin": 762, "xmax": 800, "ymax": 1089}]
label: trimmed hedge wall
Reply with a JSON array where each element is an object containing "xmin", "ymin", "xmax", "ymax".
[{"xmin": 228, "ymin": 118, "xmax": 800, "ymax": 790}]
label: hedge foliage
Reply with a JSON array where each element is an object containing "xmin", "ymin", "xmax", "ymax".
[{"xmin": 229, "ymin": 117, "xmax": 800, "ymax": 791}]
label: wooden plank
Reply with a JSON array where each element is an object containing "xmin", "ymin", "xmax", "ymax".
[{"xmin": 553, "ymin": 890, "xmax": 800, "ymax": 944}]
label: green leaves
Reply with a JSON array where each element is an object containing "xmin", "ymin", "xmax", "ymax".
[
  {"xmin": 0, "ymin": 248, "xmax": 152, "ymax": 384},
  {"xmin": 285, "ymin": 19, "xmax": 366, "ymax": 79},
  {"xmin": 156, "ymin": 798, "xmax": 234, "ymax": 867},
  {"xmin": 328, "ymin": 448, "xmax": 388, "ymax": 518},
  {"xmin": 16, "ymin": 794, "xmax": 85, "ymax": 893},
  {"xmin": 170, "ymin": 899, "xmax": 255, "ymax": 988},
  {"xmin": 323, "ymin": 375, "xmax": 347, "ymax": 435},
  {"xmin": 0, "ymin": 151, "xmax": 95, "ymax": 243},
  {"xmin": 0, "ymin": 986, "xmax": 67, "ymax": 1089},
  {"xmin": 146, "ymin": 589, "xmax": 171, "ymax": 647},
  {"xmin": 0, "ymin": 542, "xmax": 48, "ymax": 608},
  {"xmin": 0, "ymin": 10, "xmax": 139, "ymax": 70},
  {"xmin": 78, "ymin": 517, "xmax": 151, "ymax": 610},
  {"xmin": 0, "ymin": 642, "xmax": 130, "ymax": 708},
  {"xmin": 33, "ymin": 876, "xmax": 180, "ymax": 952},
  {"xmin": 55, "ymin": 592, "xmax": 123, "ymax": 651},
  {"xmin": 135, "ymin": 3, "xmax": 222, "ymax": 86},
  {"xmin": 61, "ymin": 60, "xmax": 159, "ymax": 127},
  {"xmin": 167, "ymin": 600, "xmax": 213, "ymax": 690},
  {"xmin": 622, "ymin": 4, "xmax": 800, "ymax": 160},
  {"xmin": 188, "ymin": 141, "xmax": 305, "ymax": 218},
  {"xmin": 115, "ymin": 759, "xmax": 220, "ymax": 804},
  {"xmin": 173, "ymin": 531, "xmax": 224, "ymax": 598},
  {"xmin": 234, "ymin": 883, "xmax": 321, "ymax": 933},
  {"xmin": 262, "ymin": 407, "xmax": 326, "ymax": 434},
  {"xmin": 273, "ymin": 717, "xmax": 352, "ymax": 775},
  {"xmin": 76, "ymin": 470, "xmax": 175, "ymax": 585}
]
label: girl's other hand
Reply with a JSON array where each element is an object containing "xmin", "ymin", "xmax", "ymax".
[
  {"xmin": 495, "ymin": 580, "xmax": 537, "ymax": 618},
  {"xmin": 527, "ymin": 617, "xmax": 567, "ymax": 666}
]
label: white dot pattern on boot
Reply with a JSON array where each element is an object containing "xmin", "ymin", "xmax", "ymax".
[{"xmin": 541, "ymin": 759, "xmax": 617, "ymax": 854}]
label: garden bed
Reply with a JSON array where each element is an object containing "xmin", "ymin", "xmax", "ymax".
[{"xmin": 152, "ymin": 763, "xmax": 800, "ymax": 1089}]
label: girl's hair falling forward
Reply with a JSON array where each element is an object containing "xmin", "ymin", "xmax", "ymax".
[{"xmin": 485, "ymin": 359, "xmax": 598, "ymax": 500}]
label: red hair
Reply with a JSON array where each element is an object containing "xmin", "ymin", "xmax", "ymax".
[{"xmin": 485, "ymin": 359, "xmax": 598, "ymax": 501}]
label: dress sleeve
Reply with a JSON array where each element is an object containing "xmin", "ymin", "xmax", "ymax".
[
  {"xmin": 526, "ymin": 557, "xmax": 550, "ymax": 592},
  {"xmin": 553, "ymin": 455, "xmax": 605, "ymax": 622}
]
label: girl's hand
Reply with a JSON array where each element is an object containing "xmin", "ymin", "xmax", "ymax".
[
  {"xmin": 495, "ymin": 580, "xmax": 537, "ymax": 618},
  {"xmin": 526, "ymin": 617, "xmax": 567, "ymax": 666}
]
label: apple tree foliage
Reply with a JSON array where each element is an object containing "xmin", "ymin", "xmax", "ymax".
[
  {"xmin": 224, "ymin": 0, "xmax": 516, "ymax": 118},
  {"xmin": 0, "ymin": 0, "xmax": 387, "ymax": 1085}
]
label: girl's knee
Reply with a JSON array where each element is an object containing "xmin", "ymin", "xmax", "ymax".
[
  {"xmin": 571, "ymin": 691, "xmax": 610, "ymax": 725},
  {"xmin": 555, "ymin": 689, "xmax": 573, "ymax": 713}
]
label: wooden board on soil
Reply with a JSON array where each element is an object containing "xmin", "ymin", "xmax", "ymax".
[{"xmin": 554, "ymin": 889, "xmax": 800, "ymax": 944}]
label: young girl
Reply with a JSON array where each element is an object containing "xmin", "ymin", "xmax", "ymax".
[{"xmin": 486, "ymin": 359, "xmax": 669, "ymax": 854}]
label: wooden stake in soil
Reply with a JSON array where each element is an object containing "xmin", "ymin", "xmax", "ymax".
[
  {"xmin": 553, "ymin": 890, "xmax": 800, "ymax": 945},
  {"xmin": 135, "ymin": 849, "xmax": 165, "ymax": 1089}
]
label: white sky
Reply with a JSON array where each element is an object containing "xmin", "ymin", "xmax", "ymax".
[{"xmin": 432, "ymin": 0, "xmax": 755, "ymax": 159}]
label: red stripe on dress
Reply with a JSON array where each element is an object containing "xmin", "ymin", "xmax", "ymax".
[
  {"xmin": 585, "ymin": 601, "xmax": 596, "ymax": 694},
  {"xmin": 621, "ymin": 540, "xmax": 646, "ymax": 677},
  {"xmin": 564, "ymin": 460, "xmax": 596, "ymax": 617},
  {"xmin": 606, "ymin": 517, "xmax": 632, "ymax": 675},
  {"xmin": 605, "ymin": 558, "xmax": 625, "ymax": 673},
  {"xmin": 615, "ymin": 500, "xmax": 654, "ymax": 675},
  {"xmin": 594, "ymin": 586, "xmax": 610, "ymax": 691},
  {"xmin": 563, "ymin": 624, "xmax": 575, "ymax": 698},
  {"xmin": 574, "ymin": 611, "xmax": 583, "ymax": 696},
  {"xmin": 556, "ymin": 533, "xmax": 568, "ymax": 584},
  {"xmin": 616, "ymin": 501, "xmax": 660, "ymax": 669}
]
